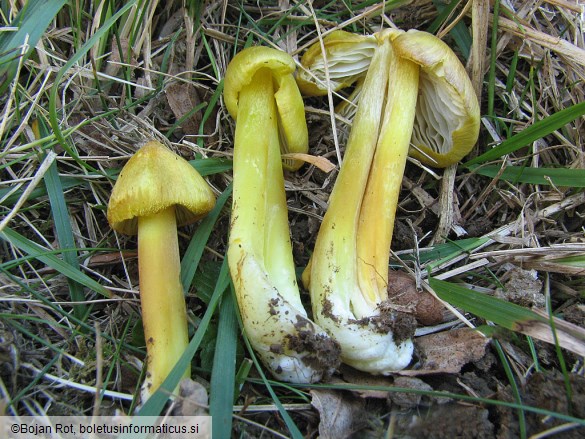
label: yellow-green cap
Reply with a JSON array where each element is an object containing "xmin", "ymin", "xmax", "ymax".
[{"xmin": 107, "ymin": 141, "xmax": 216, "ymax": 235}]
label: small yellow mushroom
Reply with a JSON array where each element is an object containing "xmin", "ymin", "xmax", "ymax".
[{"xmin": 107, "ymin": 140, "xmax": 215, "ymax": 400}]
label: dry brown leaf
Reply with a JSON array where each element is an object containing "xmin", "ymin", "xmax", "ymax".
[
  {"xmin": 172, "ymin": 378, "xmax": 209, "ymax": 416},
  {"xmin": 88, "ymin": 250, "xmax": 137, "ymax": 265},
  {"xmin": 165, "ymin": 82, "xmax": 202, "ymax": 134},
  {"xmin": 514, "ymin": 309, "xmax": 585, "ymax": 358},
  {"xmin": 105, "ymin": 37, "xmax": 136, "ymax": 78},
  {"xmin": 388, "ymin": 376, "xmax": 436, "ymax": 408},
  {"xmin": 310, "ymin": 389, "xmax": 366, "ymax": 439},
  {"xmin": 401, "ymin": 328, "xmax": 489, "ymax": 375},
  {"xmin": 336, "ymin": 367, "xmax": 392, "ymax": 399}
]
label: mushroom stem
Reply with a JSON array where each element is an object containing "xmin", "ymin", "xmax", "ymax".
[
  {"xmin": 357, "ymin": 35, "xmax": 420, "ymax": 308},
  {"xmin": 232, "ymin": 68, "xmax": 305, "ymax": 305},
  {"xmin": 138, "ymin": 206, "xmax": 189, "ymax": 397},
  {"xmin": 229, "ymin": 69, "xmax": 272, "ymax": 260}
]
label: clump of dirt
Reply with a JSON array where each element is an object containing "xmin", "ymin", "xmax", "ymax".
[
  {"xmin": 369, "ymin": 311, "xmax": 416, "ymax": 344},
  {"xmin": 281, "ymin": 315, "xmax": 342, "ymax": 374},
  {"xmin": 495, "ymin": 266, "xmax": 544, "ymax": 308},
  {"xmin": 321, "ymin": 297, "xmax": 341, "ymax": 323},
  {"xmin": 406, "ymin": 404, "xmax": 495, "ymax": 439},
  {"xmin": 285, "ymin": 329, "xmax": 341, "ymax": 375},
  {"xmin": 559, "ymin": 303, "xmax": 585, "ymax": 327}
]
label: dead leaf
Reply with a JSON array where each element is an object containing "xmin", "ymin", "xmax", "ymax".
[
  {"xmin": 400, "ymin": 328, "xmax": 489, "ymax": 375},
  {"xmin": 88, "ymin": 250, "xmax": 137, "ymax": 266},
  {"xmin": 172, "ymin": 378, "xmax": 209, "ymax": 416},
  {"xmin": 336, "ymin": 367, "xmax": 392, "ymax": 399},
  {"xmin": 165, "ymin": 82, "xmax": 202, "ymax": 134},
  {"xmin": 105, "ymin": 37, "xmax": 136, "ymax": 78},
  {"xmin": 514, "ymin": 309, "xmax": 585, "ymax": 358},
  {"xmin": 310, "ymin": 389, "xmax": 366, "ymax": 439}
]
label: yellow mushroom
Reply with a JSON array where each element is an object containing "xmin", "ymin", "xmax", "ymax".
[
  {"xmin": 107, "ymin": 140, "xmax": 215, "ymax": 400},
  {"xmin": 299, "ymin": 29, "xmax": 480, "ymax": 374},
  {"xmin": 224, "ymin": 46, "xmax": 340, "ymax": 383}
]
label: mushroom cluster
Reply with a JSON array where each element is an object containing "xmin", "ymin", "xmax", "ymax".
[{"xmin": 107, "ymin": 27, "xmax": 480, "ymax": 391}]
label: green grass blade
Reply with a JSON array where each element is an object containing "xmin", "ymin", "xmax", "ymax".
[
  {"xmin": 493, "ymin": 340, "xmax": 527, "ymax": 438},
  {"xmin": 0, "ymin": 226, "xmax": 110, "ymax": 297},
  {"xmin": 427, "ymin": 0, "xmax": 460, "ymax": 34},
  {"xmin": 429, "ymin": 277, "xmax": 585, "ymax": 357},
  {"xmin": 241, "ymin": 336, "xmax": 305, "ymax": 439},
  {"xmin": 8, "ymin": 351, "xmax": 61, "ymax": 408},
  {"xmin": 465, "ymin": 101, "xmax": 585, "ymax": 166},
  {"xmin": 0, "ymin": 266, "xmax": 142, "ymax": 358},
  {"xmin": 210, "ymin": 289, "xmax": 238, "ymax": 438},
  {"xmin": 286, "ymin": 380, "xmax": 585, "ymax": 425},
  {"xmin": 552, "ymin": 254, "xmax": 585, "ymax": 268},
  {"xmin": 1, "ymin": 175, "xmax": 80, "ymax": 206},
  {"xmin": 421, "ymin": 237, "xmax": 491, "ymax": 269},
  {"xmin": 0, "ymin": 158, "xmax": 232, "ymax": 207},
  {"xmin": 190, "ymin": 158, "xmax": 233, "ymax": 177},
  {"xmin": 43, "ymin": 153, "xmax": 86, "ymax": 319},
  {"xmin": 470, "ymin": 165, "xmax": 585, "ymax": 187},
  {"xmin": 181, "ymin": 183, "xmax": 232, "ymax": 292},
  {"xmin": 429, "ymin": 277, "xmax": 547, "ymax": 326},
  {"xmin": 430, "ymin": 0, "xmax": 471, "ymax": 59},
  {"xmin": 197, "ymin": 80, "xmax": 224, "ymax": 148},
  {"xmin": 0, "ymin": 0, "xmax": 67, "ymax": 94},
  {"xmin": 231, "ymin": 281, "xmax": 305, "ymax": 438},
  {"xmin": 132, "ymin": 258, "xmax": 230, "ymax": 420}
]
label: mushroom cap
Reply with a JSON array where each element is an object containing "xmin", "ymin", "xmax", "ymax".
[
  {"xmin": 224, "ymin": 45, "xmax": 308, "ymax": 171},
  {"xmin": 296, "ymin": 30, "xmax": 377, "ymax": 96},
  {"xmin": 394, "ymin": 29, "xmax": 480, "ymax": 167},
  {"xmin": 224, "ymin": 46, "xmax": 296, "ymax": 120},
  {"xmin": 297, "ymin": 28, "xmax": 480, "ymax": 168},
  {"xmin": 107, "ymin": 141, "xmax": 216, "ymax": 235}
]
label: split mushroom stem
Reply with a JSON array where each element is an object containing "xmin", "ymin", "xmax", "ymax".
[
  {"xmin": 305, "ymin": 34, "xmax": 415, "ymax": 372},
  {"xmin": 300, "ymin": 29, "xmax": 480, "ymax": 374},
  {"xmin": 225, "ymin": 47, "xmax": 340, "ymax": 383},
  {"xmin": 107, "ymin": 141, "xmax": 215, "ymax": 400},
  {"xmin": 356, "ymin": 33, "xmax": 420, "ymax": 308}
]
